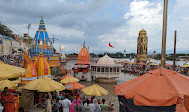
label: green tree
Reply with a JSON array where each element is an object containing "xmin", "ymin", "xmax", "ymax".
[{"xmin": 0, "ymin": 22, "xmax": 13, "ymax": 36}]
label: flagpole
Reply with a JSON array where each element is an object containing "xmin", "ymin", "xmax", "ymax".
[{"xmin": 161, "ymin": 0, "xmax": 168, "ymax": 68}]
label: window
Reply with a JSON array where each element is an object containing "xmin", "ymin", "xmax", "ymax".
[
  {"xmin": 106, "ymin": 68, "xmax": 109, "ymax": 72},
  {"xmin": 102, "ymin": 68, "xmax": 104, "ymax": 72},
  {"xmin": 97, "ymin": 68, "xmax": 100, "ymax": 72}
]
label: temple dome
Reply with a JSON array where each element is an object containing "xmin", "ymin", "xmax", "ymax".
[
  {"xmin": 97, "ymin": 54, "xmax": 115, "ymax": 66},
  {"xmin": 34, "ymin": 53, "xmax": 51, "ymax": 78},
  {"xmin": 22, "ymin": 53, "xmax": 37, "ymax": 81},
  {"xmin": 77, "ymin": 42, "xmax": 90, "ymax": 65}
]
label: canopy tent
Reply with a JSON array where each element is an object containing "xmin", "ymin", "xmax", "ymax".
[
  {"xmin": 65, "ymin": 82, "xmax": 85, "ymax": 90},
  {"xmin": 117, "ymin": 60, "xmax": 122, "ymax": 63},
  {"xmin": 114, "ymin": 68, "xmax": 189, "ymax": 111},
  {"xmin": 149, "ymin": 62, "xmax": 158, "ymax": 66},
  {"xmin": 82, "ymin": 84, "xmax": 109, "ymax": 96},
  {"xmin": 0, "ymin": 79, "xmax": 20, "ymax": 90},
  {"xmin": 60, "ymin": 76, "xmax": 79, "ymax": 84},
  {"xmin": 0, "ymin": 63, "xmax": 27, "ymax": 80},
  {"xmin": 165, "ymin": 64, "xmax": 172, "ymax": 67},
  {"xmin": 24, "ymin": 77, "xmax": 65, "ymax": 92},
  {"xmin": 60, "ymin": 75, "xmax": 75, "ymax": 80},
  {"xmin": 182, "ymin": 64, "xmax": 189, "ymax": 68},
  {"xmin": 137, "ymin": 62, "xmax": 146, "ymax": 65},
  {"xmin": 123, "ymin": 61, "xmax": 129, "ymax": 64},
  {"xmin": 129, "ymin": 62, "xmax": 135, "ymax": 64}
]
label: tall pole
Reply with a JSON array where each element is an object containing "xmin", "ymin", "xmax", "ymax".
[
  {"xmin": 173, "ymin": 30, "xmax": 177, "ymax": 71},
  {"xmin": 161, "ymin": 0, "xmax": 168, "ymax": 68},
  {"xmin": 27, "ymin": 23, "xmax": 31, "ymax": 47}
]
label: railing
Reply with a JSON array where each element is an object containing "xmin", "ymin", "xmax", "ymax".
[{"xmin": 92, "ymin": 72, "xmax": 120, "ymax": 78}]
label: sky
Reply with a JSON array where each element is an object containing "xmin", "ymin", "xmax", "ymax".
[{"xmin": 0, "ymin": 0, "xmax": 188, "ymax": 54}]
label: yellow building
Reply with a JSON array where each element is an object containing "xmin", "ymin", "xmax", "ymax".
[{"xmin": 136, "ymin": 29, "xmax": 149, "ymax": 63}]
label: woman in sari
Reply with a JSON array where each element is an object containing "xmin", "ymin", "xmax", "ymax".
[{"xmin": 69, "ymin": 99, "xmax": 77, "ymax": 112}]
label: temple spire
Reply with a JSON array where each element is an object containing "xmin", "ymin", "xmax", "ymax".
[{"xmin": 83, "ymin": 41, "xmax": 85, "ymax": 48}]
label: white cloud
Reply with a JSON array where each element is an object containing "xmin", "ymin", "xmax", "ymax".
[
  {"xmin": 97, "ymin": 0, "xmax": 163, "ymax": 53},
  {"xmin": 47, "ymin": 24, "xmax": 85, "ymax": 38}
]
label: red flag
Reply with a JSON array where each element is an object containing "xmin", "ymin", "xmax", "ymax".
[
  {"xmin": 109, "ymin": 42, "xmax": 114, "ymax": 48},
  {"xmin": 38, "ymin": 39, "xmax": 40, "ymax": 44}
]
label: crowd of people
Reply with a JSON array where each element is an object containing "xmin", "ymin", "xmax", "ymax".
[
  {"xmin": 0, "ymin": 87, "xmax": 114, "ymax": 112},
  {"xmin": 0, "ymin": 55, "xmax": 22, "ymax": 67},
  {"xmin": 123, "ymin": 62, "xmax": 189, "ymax": 76},
  {"xmin": 43, "ymin": 90, "xmax": 115, "ymax": 112}
]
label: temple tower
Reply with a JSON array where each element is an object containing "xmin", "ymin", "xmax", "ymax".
[
  {"xmin": 31, "ymin": 15, "xmax": 53, "ymax": 54},
  {"xmin": 22, "ymin": 16, "xmax": 60, "ymax": 68},
  {"xmin": 137, "ymin": 29, "xmax": 148, "ymax": 63}
]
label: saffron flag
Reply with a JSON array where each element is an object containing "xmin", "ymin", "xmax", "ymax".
[
  {"xmin": 109, "ymin": 42, "xmax": 114, "ymax": 48},
  {"xmin": 43, "ymin": 39, "xmax": 47, "ymax": 50},
  {"xmin": 59, "ymin": 44, "xmax": 63, "ymax": 51}
]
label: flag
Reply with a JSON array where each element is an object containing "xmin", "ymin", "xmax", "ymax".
[
  {"xmin": 109, "ymin": 42, "xmax": 114, "ymax": 48},
  {"xmin": 59, "ymin": 44, "xmax": 63, "ymax": 51},
  {"xmin": 38, "ymin": 39, "xmax": 40, "ymax": 44},
  {"xmin": 43, "ymin": 39, "xmax": 47, "ymax": 50}
]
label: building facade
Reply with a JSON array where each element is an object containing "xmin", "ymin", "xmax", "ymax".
[
  {"xmin": 0, "ymin": 35, "xmax": 27, "ymax": 56},
  {"xmin": 136, "ymin": 29, "xmax": 148, "ymax": 63}
]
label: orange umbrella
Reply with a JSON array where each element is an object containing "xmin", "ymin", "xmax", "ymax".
[
  {"xmin": 115, "ymin": 68, "xmax": 189, "ymax": 109},
  {"xmin": 64, "ymin": 82, "xmax": 85, "ymax": 90},
  {"xmin": 123, "ymin": 61, "xmax": 129, "ymax": 64},
  {"xmin": 166, "ymin": 64, "xmax": 172, "ymax": 67},
  {"xmin": 137, "ymin": 62, "xmax": 146, "ymax": 65},
  {"xmin": 60, "ymin": 75, "xmax": 74, "ymax": 80}
]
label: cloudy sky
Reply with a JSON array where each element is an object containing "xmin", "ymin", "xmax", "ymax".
[{"xmin": 0, "ymin": 0, "xmax": 188, "ymax": 54}]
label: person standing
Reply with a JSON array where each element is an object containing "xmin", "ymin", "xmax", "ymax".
[
  {"xmin": 0, "ymin": 87, "xmax": 8, "ymax": 104},
  {"xmin": 69, "ymin": 99, "xmax": 76, "ymax": 112},
  {"xmin": 1, "ymin": 90, "xmax": 15, "ymax": 112},
  {"xmin": 61, "ymin": 95, "xmax": 71, "ymax": 112},
  {"xmin": 52, "ymin": 98, "xmax": 60, "ymax": 112},
  {"xmin": 75, "ymin": 99, "xmax": 83, "ymax": 112},
  {"xmin": 45, "ymin": 95, "xmax": 52, "ymax": 112},
  {"xmin": 100, "ymin": 99, "xmax": 108, "ymax": 112},
  {"xmin": 92, "ymin": 99, "xmax": 101, "ymax": 112},
  {"xmin": 83, "ymin": 100, "xmax": 90, "ymax": 112}
]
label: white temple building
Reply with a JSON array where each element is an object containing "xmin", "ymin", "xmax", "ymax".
[{"xmin": 91, "ymin": 54, "xmax": 122, "ymax": 83}]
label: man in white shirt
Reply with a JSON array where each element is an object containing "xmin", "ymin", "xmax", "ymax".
[{"xmin": 61, "ymin": 95, "xmax": 71, "ymax": 112}]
